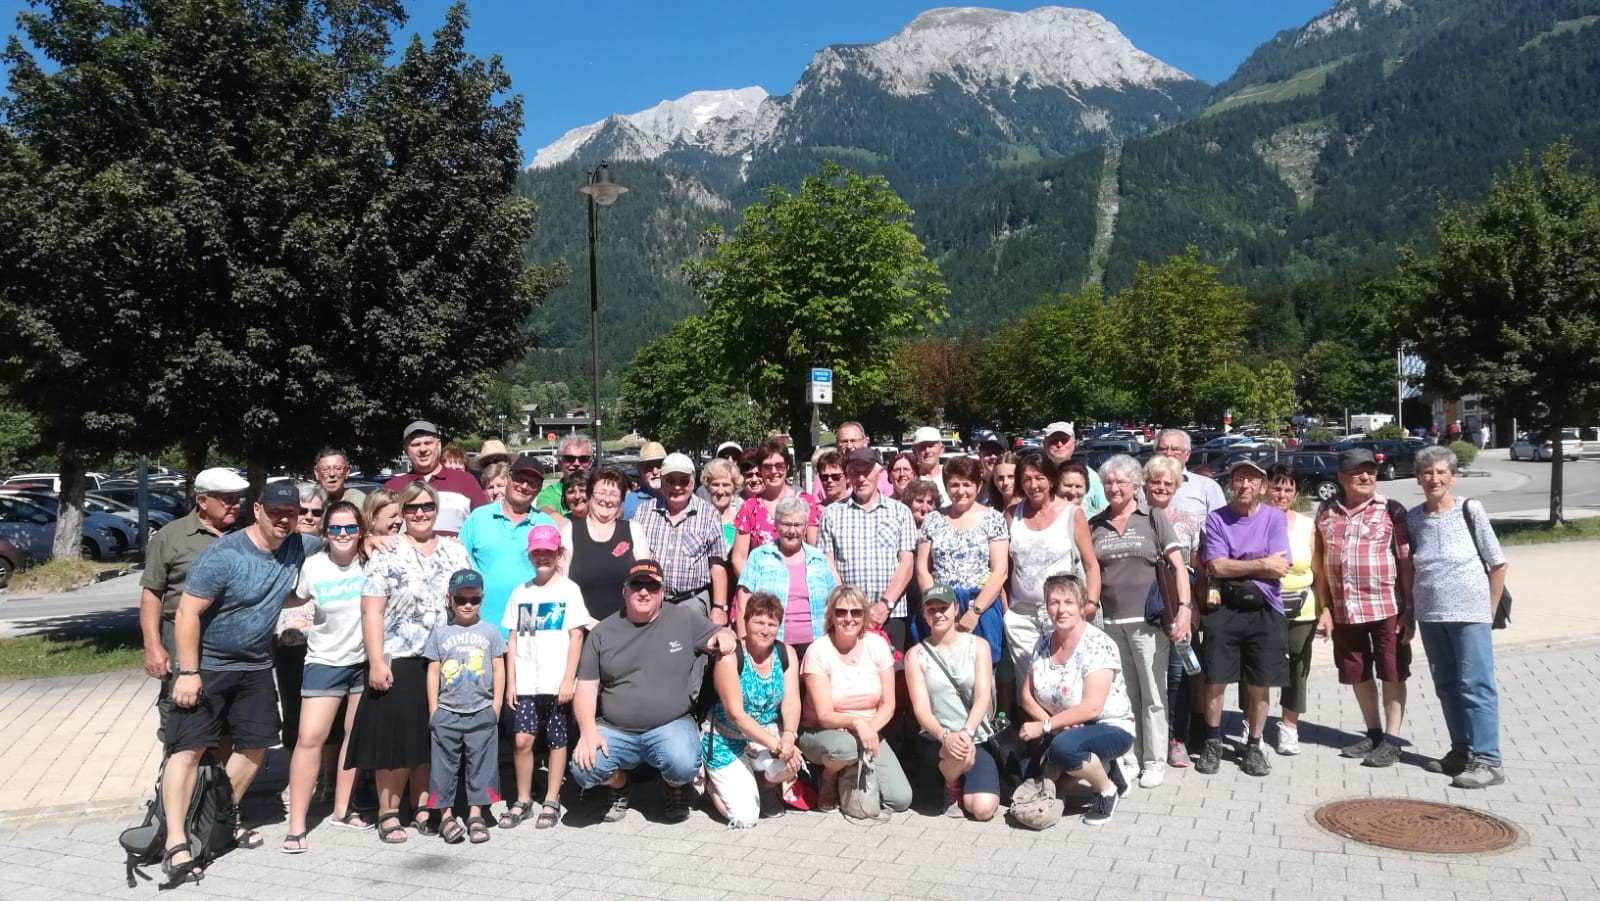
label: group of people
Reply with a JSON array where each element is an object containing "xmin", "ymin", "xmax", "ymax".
[{"xmin": 135, "ymin": 418, "xmax": 1508, "ymax": 884}]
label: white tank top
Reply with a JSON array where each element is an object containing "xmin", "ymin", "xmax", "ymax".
[{"xmin": 1007, "ymin": 501, "xmax": 1083, "ymax": 615}]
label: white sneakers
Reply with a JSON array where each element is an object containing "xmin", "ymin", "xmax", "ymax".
[
  {"xmin": 1276, "ymin": 723, "xmax": 1301, "ymax": 756},
  {"xmin": 1138, "ymin": 765, "xmax": 1166, "ymax": 789}
]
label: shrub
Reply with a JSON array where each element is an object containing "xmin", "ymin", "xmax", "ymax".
[
  {"xmin": 1305, "ymin": 427, "xmax": 1336, "ymax": 443},
  {"xmin": 1450, "ymin": 440, "xmax": 1479, "ymax": 469},
  {"xmin": 1368, "ymin": 424, "xmax": 1406, "ymax": 440}
]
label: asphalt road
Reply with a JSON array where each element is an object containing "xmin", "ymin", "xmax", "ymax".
[{"xmin": 2, "ymin": 446, "xmax": 1596, "ymax": 637}]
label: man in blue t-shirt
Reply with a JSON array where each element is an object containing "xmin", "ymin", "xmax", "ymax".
[{"xmin": 160, "ymin": 480, "xmax": 320, "ymax": 880}]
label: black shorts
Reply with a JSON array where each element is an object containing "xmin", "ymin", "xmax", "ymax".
[
  {"xmin": 1200, "ymin": 606, "xmax": 1289, "ymax": 687},
  {"xmin": 513, "ymin": 695, "xmax": 569, "ymax": 750},
  {"xmin": 166, "ymin": 668, "xmax": 281, "ymax": 753}
]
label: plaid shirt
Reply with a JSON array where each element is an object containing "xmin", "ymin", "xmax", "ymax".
[
  {"xmin": 818, "ymin": 493, "xmax": 918, "ymax": 616},
  {"xmin": 632, "ymin": 495, "xmax": 728, "ymax": 596},
  {"xmin": 1315, "ymin": 494, "xmax": 1411, "ymax": 625}
]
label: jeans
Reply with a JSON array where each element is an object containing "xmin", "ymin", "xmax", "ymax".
[
  {"xmin": 1167, "ymin": 645, "xmax": 1191, "ymax": 741},
  {"xmin": 569, "ymin": 717, "xmax": 702, "ymax": 789},
  {"xmin": 1419, "ymin": 622, "xmax": 1501, "ymax": 766},
  {"xmin": 1030, "ymin": 722, "xmax": 1135, "ymax": 774}
]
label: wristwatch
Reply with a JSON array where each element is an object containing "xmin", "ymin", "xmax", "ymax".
[
  {"xmin": 875, "ymin": 597, "xmax": 892, "ymax": 607},
  {"xmin": 1041, "ymin": 718, "xmax": 1056, "ymax": 735}
]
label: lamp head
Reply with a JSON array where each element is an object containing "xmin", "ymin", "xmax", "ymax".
[{"xmin": 580, "ymin": 162, "xmax": 628, "ymax": 206}]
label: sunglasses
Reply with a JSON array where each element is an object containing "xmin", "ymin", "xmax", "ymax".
[
  {"xmin": 833, "ymin": 608, "xmax": 865, "ymax": 619},
  {"xmin": 452, "ymin": 594, "xmax": 483, "ymax": 606},
  {"xmin": 402, "ymin": 502, "xmax": 437, "ymax": 514},
  {"xmin": 818, "ymin": 472, "xmax": 844, "ymax": 482},
  {"xmin": 626, "ymin": 580, "xmax": 663, "ymax": 592},
  {"xmin": 298, "ymin": 506, "xmax": 324, "ymax": 517},
  {"xmin": 326, "ymin": 524, "xmax": 360, "ymax": 536},
  {"xmin": 561, "ymin": 454, "xmax": 593, "ymax": 464}
]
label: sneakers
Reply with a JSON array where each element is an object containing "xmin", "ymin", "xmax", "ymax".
[
  {"xmin": 1426, "ymin": 748, "xmax": 1471, "ymax": 777},
  {"xmin": 1275, "ymin": 723, "xmax": 1301, "ymax": 756},
  {"xmin": 662, "ymin": 784, "xmax": 691, "ymax": 823},
  {"xmin": 1106, "ymin": 756, "xmax": 1130, "ymax": 797},
  {"xmin": 602, "ymin": 785, "xmax": 631, "ymax": 823},
  {"xmin": 1362, "ymin": 741, "xmax": 1402, "ymax": 768},
  {"xmin": 1194, "ymin": 739, "xmax": 1222, "ymax": 775},
  {"xmin": 943, "ymin": 782, "xmax": 964, "ymax": 818},
  {"xmin": 1452, "ymin": 762, "xmax": 1505, "ymax": 789},
  {"xmin": 1083, "ymin": 790, "xmax": 1117, "ymax": 826},
  {"xmin": 1240, "ymin": 743, "xmax": 1271, "ymax": 777},
  {"xmin": 1138, "ymin": 766, "xmax": 1165, "ymax": 789},
  {"xmin": 1341, "ymin": 733, "xmax": 1381, "ymax": 759},
  {"xmin": 1168, "ymin": 740, "xmax": 1191, "ymax": 768},
  {"xmin": 759, "ymin": 788, "xmax": 786, "ymax": 819}
]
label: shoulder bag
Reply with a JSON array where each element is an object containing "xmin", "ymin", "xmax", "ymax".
[{"xmin": 1460, "ymin": 498, "xmax": 1512, "ymax": 629}]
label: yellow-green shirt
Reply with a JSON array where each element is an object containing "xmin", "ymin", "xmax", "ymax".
[{"xmin": 1281, "ymin": 511, "xmax": 1317, "ymax": 621}]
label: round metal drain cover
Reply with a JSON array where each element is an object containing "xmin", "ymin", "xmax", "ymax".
[{"xmin": 1315, "ymin": 798, "xmax": 1518, "ymax": 853}]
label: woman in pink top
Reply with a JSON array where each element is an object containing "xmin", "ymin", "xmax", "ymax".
[
  {"xmin": 796, "ymin": 586, "xmax": 912, "ymax": 815},
  {"xmin": 731, "ymin": 439, "xmax": 820, "ymax": 574}
]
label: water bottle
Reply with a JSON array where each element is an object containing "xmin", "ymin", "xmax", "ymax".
[
  {"xmin": 1175, "ymin": 638, "xmax": 1202, "ymax": 676},
  {"xmin": 995, "ymin": 710, "xmax": 1010, "ymax": 734}
]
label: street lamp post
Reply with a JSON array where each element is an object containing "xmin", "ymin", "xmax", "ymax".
[{"xmin": 581, "ymin": 161, "xmax": 627, "ymax": 467}]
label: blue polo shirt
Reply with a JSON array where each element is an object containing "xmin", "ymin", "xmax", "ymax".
[{"xmin": 458, "ymin": 501, "xmax": 556, "ymax": 633}]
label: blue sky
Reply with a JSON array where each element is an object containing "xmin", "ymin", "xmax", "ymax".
[{"xmin": 2, "ymin": 1, "xmax": 1335, "ymax": 163}]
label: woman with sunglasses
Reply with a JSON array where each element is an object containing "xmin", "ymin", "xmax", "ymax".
[
  {"xmin": 731, "ymin": 439, "xmax": 820, "ymax": 575},
  {"xmin": 563, "ymin": 469, "xmax": 651, "ymax": 622},
  {"xmin": 282, "ymin": 501, "xmax": 371, "ymax": 852},
  {"xmin": 347, "ymin": 481, "xmax": 472, "ymax": 844},
  {"xmin": 797, "ymin": 586, "xmax": 912, "ymax": 816}
]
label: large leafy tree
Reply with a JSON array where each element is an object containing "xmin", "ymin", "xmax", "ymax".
[
  {"xmin": 980, "ymin": 287, "xmax": 1127, "ymax": 432},
  {"xmin": 1375, "ymin": 141, "xmax": 1600, "ymax": 523},
  {"xmin": 0, "ymin": 1, "xmax": 554, "ymax": 556},
  {"xmin": 619, "ymin": 316, "xmax": 767, "ymax": 453},
  {"xmin": 683, "ymin": 160, "xmax": 947, "ymax": 463}
]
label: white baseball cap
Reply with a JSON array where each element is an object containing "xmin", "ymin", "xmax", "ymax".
[
  {"xmin": 911, "ymin": 426, "xmax": 942, "ymax": 446},
  {"xmin": 1044, "ymin": 422, "xmax": 1075, "ymax": 439},
  {"xmin": 193, "ymin": 467, "xmax": 249, "ymax": 494},
  {"xmin": 661, "ymin": 453, "xmax": 696, "ymax": 477}
]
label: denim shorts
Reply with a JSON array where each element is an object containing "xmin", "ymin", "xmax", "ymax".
[{"xmin": 301, "ymin": 662, "xmax": 366, "ymax": 698}]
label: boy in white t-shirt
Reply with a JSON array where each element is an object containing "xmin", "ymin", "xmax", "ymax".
[{"xmin": 497, "ymin": 523, "xmax": 593, "ymax": 829}]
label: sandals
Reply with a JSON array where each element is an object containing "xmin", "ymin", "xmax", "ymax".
[
  {"xmin": 534, "ymin": 801, "xmax": 560, "ymax": 830},
  {"xmin": 439, "ymin": 817, "xmax": 466, "ymax": 844},
  {"xmin": 410, "ymin": 810, "xmax": 438, "ymax": 836},
  {"xmin": 466, "ymin": 816, "xmax": 490, "ymax": 844},
  {"xmin": 280, "ymin": 833, "xmax": 308, "ymax": 855},
  {"xmin": 161, "ymin": 844, "xmax": 202, "ymax": 885},
  {"xmin": 377, "ymin": 811, "xmax": 408, "ymax": 844},
  {"xmin": 329, "ymin": 810, "xmax": 371, "ymax": 830},
  {"xmin": 498, "ymin": 799, "xmax": 533, "ymax": 830},
  {"xmin": 230, "ymin": 806, "xmax": 263, "ymax": 850}
]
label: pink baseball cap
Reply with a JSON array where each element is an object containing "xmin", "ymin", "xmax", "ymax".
[{"xmin": 527, "ymin": 523, "xmax": 563, "ymax": 552}]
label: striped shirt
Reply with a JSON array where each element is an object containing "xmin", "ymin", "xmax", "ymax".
[
  {"xmin": 818, "ymin": 493, "xmax": 918, "ymax": 616},
  {"xmin": 631, "ymin": 495, "xmax": 727, "ymax": 596}
]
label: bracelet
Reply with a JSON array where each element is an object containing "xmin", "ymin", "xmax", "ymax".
[
  {"xmin": 177, "ymin": 669, "xmax": 200, "ymax": 677},
  {"xmin": 875, "ymin": 597, "xmax": 892, "ymax": 607}
]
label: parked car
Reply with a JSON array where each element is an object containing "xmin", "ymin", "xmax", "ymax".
[
  {"xmin": 1287, "ymin": 452, "xmax": 1343, "ymax": 502},
  {"xmin": 0, "ymin": 495, "xmax": 130, "ymax": 561},
  {"xmin": 1347, "ymin": 439, "xmax": 1418, "ymax": 481},
  {"xmin": 1078, "ymin": 437, "xmax": 1140, "ymax": 456},
  {"xmin": 0, "ymin": 538, "xmax": 25, "ymax": 588},
  {"xmin": 1197, "ymin": 447, "xmax": 1289, "ymax": 482},
  {"xmin": 0, "ymin": 472, "xmax": 110, "ymax": 492},
  {"xmin": 84, "ymin": 492, "xmax": 175, "ymax": 531},
  {"xmin": 92, "ymin": 487, "xmax": 189, "ymax": 518},
  {"xmin": 1200, "ymin": 434, "xmax": 1258, "ymax": 450},
  {"xmin": 1509, "ymin": 430, "xmax": 1583, "ymax": 462}
]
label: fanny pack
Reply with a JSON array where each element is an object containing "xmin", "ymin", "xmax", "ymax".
[
  {"xmin": 1281, "ymin": 589, "xmax": 1309, "ymax": 619},
  {"xmin": 1216, "ymin": 578, "xmax": 1266, "ymax": 612}
]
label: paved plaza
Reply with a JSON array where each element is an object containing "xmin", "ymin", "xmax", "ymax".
[{"xmin": 0, "ymin": 543, "xmax": 1596, "ymax": 898}]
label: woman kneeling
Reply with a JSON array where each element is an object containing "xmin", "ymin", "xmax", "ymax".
[
  {"xmin": 704, "ymin": 593, "xmax": 803, "ymax": 827},
  {"xmin": 904, "ymin": 585, "xmax": 1000, "ymax": 821}
]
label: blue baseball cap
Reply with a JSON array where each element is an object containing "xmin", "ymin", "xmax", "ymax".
[{"xmin": 447, "ymin": 569, "xmax": 484, "ymax": 594}]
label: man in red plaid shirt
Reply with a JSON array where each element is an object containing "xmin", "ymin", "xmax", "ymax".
[{"xmin": 1312, "ymin": 448, "xmax": 1415, "ymax": 768}]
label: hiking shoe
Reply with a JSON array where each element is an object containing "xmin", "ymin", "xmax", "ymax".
[
  {"xmin": 1425, "ymin": 748, "xmax": 1471, "ymax": 777},
  {"xmin": 1362, "ymin": 741, "xmax": 1402, "ymax": 768},
  {"xmin": 1168, "ymin": 739, "xmax": 1191, "ymax": 768},
  {"xmin": 943, "ymin": 782, "xmax": 964, "ymax": 818},
  {"xmin": 1083, "ymin": 791, "xmax": 1117, "ymax": 826},
  {"xmin": 1341, "ymin": 733, "xmax": 1381, "ymax": 759},
  {"xmin": 1106, "ymin": 755, "xmax": 1130, "ymax": 797},
  {"xmin": 1240, "ymin": 744, "xmax": 1271, "ymax": 777},
  {"xmin": 759, "ymin": 789, "xmax": 786, "ymax": 819},
  {"xmin": 1452, "ymin": 762, "xmax": 1506, "ymax": 789},
  {"xmin": 1195, "ymin": 739, "xmax": 1222, "ymax": 775},
  {"xmin": 1275, "ymin": 724, "xmax": 1301, "ymax": 756},
  {"xmin": 602, "ymin": 785, "xmax": 631, "ymax": 823},
  {"xmin": 662, "ymin": 784, "xmax": 691, "ymax": 823}
]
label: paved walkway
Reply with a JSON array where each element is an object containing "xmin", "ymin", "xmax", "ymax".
[{"xmin": 0, "ymin": 543, "xmax": 1595, "ymax": 897}]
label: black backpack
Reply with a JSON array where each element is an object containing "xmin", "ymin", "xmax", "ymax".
[{"xmin": 118, "ymin": 752, "xmax": 233, "ymax": 887}]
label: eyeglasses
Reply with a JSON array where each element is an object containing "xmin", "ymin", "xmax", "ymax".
[
  {"xmin": 759, "ymin": 462, "xmax": 787, "ymax": 472},
  {"xmin": 205, "ymin": 493, "xmax": 245, "ymax": 507},
  {"xmin": 402, "ymin": 502, "xmax": 437, "ymax": 514},
  {"xmin": 561, "ymin": 454, "xmax": 592, "ymax": 464},
  {"xmin": 626, "ymin": 581, "xmax": 663, "ymax": 593},
  {"xmin": 452, "ymin": 594, "xmax": 483, "ymax": 606},
  {"xmin": 314, "ymin": 466, "xmax": 347, "ymax": 475},
  {"xmin": 818, "ymin": 471, "xmax": 844, "ymax": 482},
  {"xmin": 298, "ymin": 506, "xmax": 324, "ymax": 517},
  {"xmin": 776, "ymin": 521, "xmax": 807, "ymax": 532},
  {"xmin": 833, "ymin": 608, "xmax": 865, "ymax": 619},
  {"xmin": 327, "ymin": 524, "xmax": 360, "ymax": 536}
]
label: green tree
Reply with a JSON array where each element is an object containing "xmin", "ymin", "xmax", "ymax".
[
  {"xmin": 619, "ymin": 316, "xmax": 770, "ymax": 452},
  {"xmin": 981, "ymin": 287, "xmax": 1129, "ymax": 431},
  {"xmin": 1110, "ymin": 247, "xmax": 1252, "ymax": 424},
  {"xmin": 1252, "ymin": 359, "xmax": 1299, "ymax": 436},
  {"xmin": 683, "ymin": 160, "xmax": 947, "ymax": 463},
  {"xmin": 1194, "ymin": 365, "xmax": 1259, "ymax": 429},
  {"xmin": 1375, "ymin": 141, "xmax": 1600, "ymax": 523}
]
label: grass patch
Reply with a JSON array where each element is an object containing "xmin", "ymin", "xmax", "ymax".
[
  {"xmin": 0, "ymin": 630, "xmax": 144, "ymax": 679},
  {"xmin": 1522, "ymin": 15, "xmax": 1598, "ymax": 51},
  {"xmin": 1204, "ymin": 57, "xmax": 1353, "ymax": 117},
  {"xmin": 7, "ymin": 560, "xmax": 122, "ymax": 594},
  {"xmin": 989, "ymin": 143, "xmax": 1043, "ymax": 169},
  {"xmin": 1494, "ymin": 517, "xmax": 1600, "ymax": 546},
  {"xmin": 811, "ymin": 146, "xmax": 884, "ymax": 166}
]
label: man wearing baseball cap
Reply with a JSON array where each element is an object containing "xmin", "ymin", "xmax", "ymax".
[
  {"xmin": 459, "ymin": 453, "xmax": 559, "ymax": 632},
  {"xmin": 570, "ymin": 560, "xmax": 736, "ymax": 824},
  {"xmin": 384, "ymin": 420, "xmax": 487, "ymax": 537},
  {"xmin": 1197, "ymin": 458, "xmax": 1291, "ymax": 778},
  {"xmin": 1042, "ymin": 421, "xmax": 1107, "ymax": 516},
  {"xmin": 139, "ymin": 467, "xmax": 249, "ymax": 741},
  {"xmin": 1312, "ymin": 447, "xmax": 1414, "ymax": 769},
  {"xmin": 161, "ymin": 480, "xmax": 324, "ymax": 873}
]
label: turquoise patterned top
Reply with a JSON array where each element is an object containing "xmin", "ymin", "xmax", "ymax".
[{"xmin": 706, "ymin": 645, "xmax": 787, "ymax": 769}]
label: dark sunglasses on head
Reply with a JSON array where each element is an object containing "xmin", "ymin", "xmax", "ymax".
[
  {"xmin": 561, "ymin": 454, "xmax": 593, "ymax": 464},
  {"xmin": 326, "ymin": 524, "xmax": 360, "ymax": 536},
  {"xmin": 402, "ymin": 502, "xmax": 437, "ymax": 514},
  {"xmin": 452, "ymin": 594, "xmax": 483, "ymax": 606}
]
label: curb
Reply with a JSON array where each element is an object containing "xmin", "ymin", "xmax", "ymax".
[{"xmin": 0, "ymin": 797, "xmax": 145, "ymax": 824}]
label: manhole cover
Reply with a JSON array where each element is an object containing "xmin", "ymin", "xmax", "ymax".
[{"xmin": 1315, "ymin": 798, "xmax": 1518, "ymax": 853}]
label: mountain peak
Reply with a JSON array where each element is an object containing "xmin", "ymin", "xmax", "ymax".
[
  {"xmin": 1296, "ymin": 0, "xmax": 1407, "ymax": 48},
  {"xmin": 530, "ymin": 86, "xmax": 768, "ymax": 169}
]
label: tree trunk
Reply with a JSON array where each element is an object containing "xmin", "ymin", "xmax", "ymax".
[
  {"xmin": 181, "ymin": 438, "xmax": 210, "ymax": 505},
  {"xmin": 50, "ymin": 447, "xmax": 86, "ymax": 561},
  {"xmin": 1550, "ymin": 432, "xmax": 1566, "ymax": 525}
]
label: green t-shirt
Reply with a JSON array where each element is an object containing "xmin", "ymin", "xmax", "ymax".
[{"xmin": 535, "ymin": 481, "xmax": 568, "ymax": 516}]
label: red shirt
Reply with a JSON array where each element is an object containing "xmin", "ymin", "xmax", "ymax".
[
  {"xmin": 1315, "ymin": 494, "xmax": 1410, "ymax": 625},
  {"xmin": 385, "ymin": 467, "xmax": 487, "ymax": 537}
]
